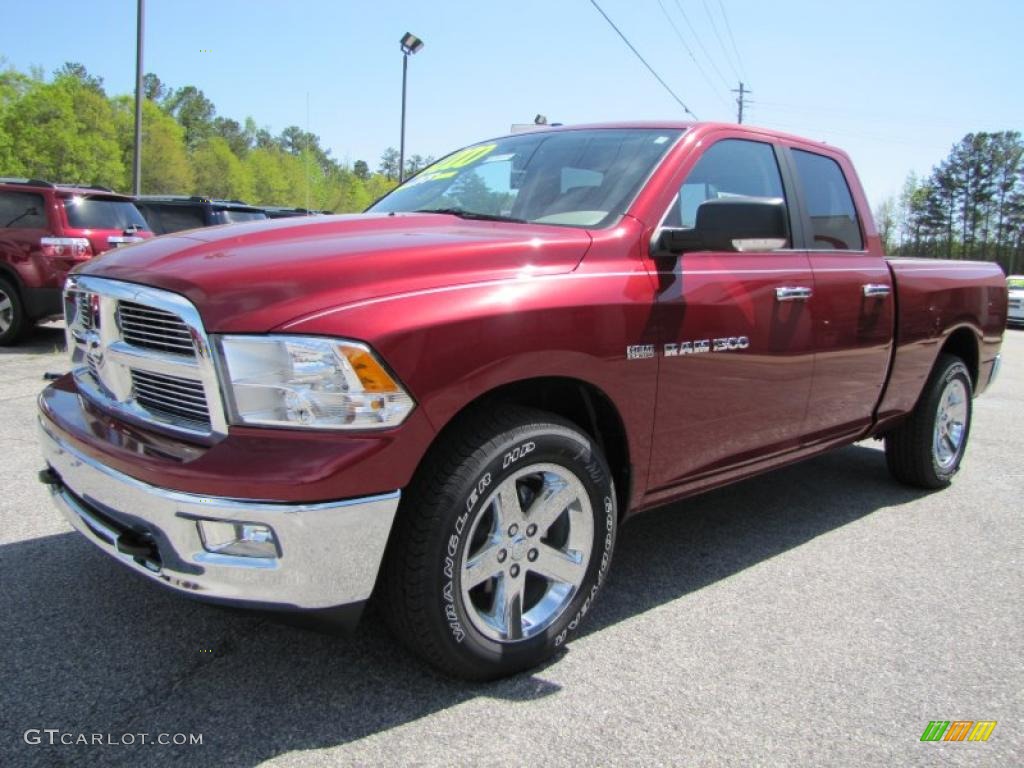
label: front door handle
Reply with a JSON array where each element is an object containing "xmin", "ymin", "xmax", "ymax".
[
  {"xmin": 862, "ymin": 283, "xmax": 891, "ymax": 298},
  {"xmin": 775, "ymin": 286, "xmax": 813, "ymax": 302}
]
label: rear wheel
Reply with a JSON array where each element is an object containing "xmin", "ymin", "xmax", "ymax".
[
  {"xmin": 0, "ymin": 278, "xmax": 27, "ymax": 346},
  {"xmin": 380, "ymin": 405, "xmax": 617, "ymax": 680},
  {"xmin": 885, "ymin": 354, "xmax": 973, "ymax": 489}
]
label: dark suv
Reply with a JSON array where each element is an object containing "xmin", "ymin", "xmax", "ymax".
[
  {"xmin": 134, "ymin": 196, "xmax": 267, "ymax": 235},
  {"xmin": 0, "ymin": 178, "xmax": 152, "ymax": 345}
]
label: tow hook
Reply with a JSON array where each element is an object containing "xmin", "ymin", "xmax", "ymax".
[{"xmin": 38, "ymin": 467, "xmax": 61, "ymax": 486}]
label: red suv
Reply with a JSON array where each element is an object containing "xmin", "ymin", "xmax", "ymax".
[{"xmin": 0, "ymin": 178, "xmax": 153, "ymax": 345}]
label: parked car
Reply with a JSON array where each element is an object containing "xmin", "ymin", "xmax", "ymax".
[
  {"xmin": 134, "ymin": 195, "xmax": 266, "ymax": 234},
  {"xmin": 38, "ymin": 123, "xmax": 1007, "ymax": 679},
  {"xmin": 261, "ymin": 206, "xmax": 325, "ymax": 219},
  {"xmin": 1008, "ymin": 275, "xmax": 1024, "ymax": 326},
  {"xmin": 0, "ymin": 178, "xmax": 151, "ymax": 345}
]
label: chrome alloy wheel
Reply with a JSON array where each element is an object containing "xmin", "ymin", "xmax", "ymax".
[
  {"xmin": 933, "ymin": 378, "xmax": 968, "ymax": 469},
  {"xmin": 0, "ymin": 285, "xmax": 12, "ymax": 334},
  {"xmin": 460, "ymin": 463, "xmax": 593, "ymax": 643}
]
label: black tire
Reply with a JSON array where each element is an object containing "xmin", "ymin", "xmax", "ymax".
[
  {"xmin": 885, "ymin": 354, "xmax": 973, "ymax": 489},
  {"xmin": 0, "ymin": 278, "xmax": 27, "ymax": 346},
  {"xmin": 380, "ymin": 405, "xmax": 617, "ymax": 680}
]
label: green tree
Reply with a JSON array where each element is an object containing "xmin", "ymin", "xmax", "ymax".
[
  {"xmin": 164, "ymin": 85, "xmax": 215, "ymax": 150},
  {"xmin": 191, "ymin": 137, "xmax": 252, "ymax": 200},
  {"xmin": 143, "ymin": 72, "xmax": 168, "ymax": 102},
  {"xmin": 212, "ymin": 117, "xmax": 250, "ymax": 157},
  {"xmin": 874, "ymin": 197, "xmax": 897, "ymax": 254},
  {"xmin": 113, "ymin": 97, "xmax": 193, "ymax": 193},
  {"xmin": 378, "ymin": 147, "xmax": 400, "ymax": 181},
  {"xmin": 2, "ymin": 75, "xmax": 124, "ymax": 188},
  {"xmin": 53, "ymin": 62, "xmax": 104, "ymax": 93}
]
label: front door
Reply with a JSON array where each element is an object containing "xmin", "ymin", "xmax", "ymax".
[{"xmin": 647, "ymin": 137, "xmax": 815, "ymax": 491}]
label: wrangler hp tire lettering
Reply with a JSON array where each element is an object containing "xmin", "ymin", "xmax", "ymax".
[{"xmin": 380, "ymin": 405, "xmax": 617, "ymax": 680}]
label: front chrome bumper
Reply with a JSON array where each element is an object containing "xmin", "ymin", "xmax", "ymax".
[{"xmin": 38, "ymin": 417, "xmax": 400, "ymax": 611}]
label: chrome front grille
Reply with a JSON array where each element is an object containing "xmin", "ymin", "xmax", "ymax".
[
  {"xmin": 77, "ymin": 292, "xmax": 95, "ymax": 331},
  {"xmin": 64, "ymin": 276, "xmax": 226, "ymax": 440},
  {"xmin": 131, "ymin": 369, "xmax": 211, "ymax": 427},
  {"xmin": 118, "ymin": 301, "xmax": 196, "ymax": 355}
]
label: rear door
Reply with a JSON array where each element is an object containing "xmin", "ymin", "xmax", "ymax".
[
  {"xmin": 648, "ymin": 136, "xmax": 815, "ymax": 490},
  {"xmin": 782, "ymin": 146, "xmax": 894, "ymax": 443}
]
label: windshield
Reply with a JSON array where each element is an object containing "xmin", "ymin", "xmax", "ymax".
[
  {"xmin": 63, "ymin": 197, "xmax": 149, "ymax": 230},
  {"xmin": 220, "ymin": 209, "xmax": 267, "ymax": 224},
  {"xmin": 1008, "ymin": 277, "xmax": 1024, "ymax": 290},
  {"xmin": 369, "ymin": 128, "xmax": 682, "ymax": 228}
]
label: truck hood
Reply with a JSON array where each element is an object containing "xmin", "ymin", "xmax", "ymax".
[{"xmin": 77, "ymin": 213, "xmax": 592, "ymax": 331}]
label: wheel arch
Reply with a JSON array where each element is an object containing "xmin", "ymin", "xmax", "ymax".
[
  {"xmin": 0, "ymin": 263, "xmax": 25, "ymax": 295},
  {"xmin": 417, "ymin": 376, "xmax": 633, "ymax": 520},
  {"xmin": 939, "ymin": 324, "xmax": 980, "ymax": 389}
]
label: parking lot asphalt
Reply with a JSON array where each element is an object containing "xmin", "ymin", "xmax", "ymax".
[{"xmin": 1, "ymin": 323, "xmax": 1021, "ymax": 767}]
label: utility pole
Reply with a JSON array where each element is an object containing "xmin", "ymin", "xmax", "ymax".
[
  {"xmin": 731, "ymin": 81, "xmax": 750, "ymax": 124},
  {"xmin": 132, "ymin": 0, "xmax": 145, "ymax": 195}
]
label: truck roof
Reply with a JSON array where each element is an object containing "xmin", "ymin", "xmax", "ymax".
[{"xmin": 491, "ymin": 121, "xmax": 846, "ymax": 158}]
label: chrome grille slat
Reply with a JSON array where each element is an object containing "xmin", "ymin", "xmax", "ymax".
[
  {"xmin": 132, "ymin": 370, "xmax": 208, "ymax": 398},
  {"xmin": 119, "ymin": 318, "xmax": 193, "ymax": 334},
  {"xmin": 130, "ymin": 370, "xmax": 211, "ymax": 426},
  {"xmin": 134, "ymin": 395, "xmax": 209, "ymax": 419},
  {"xmin": 116, "ymin": 327, "xmax": 194, "ymax": 350},
  {"xmin": 118, "ymin": 300, "xmax": 197, "ymax": 356},
  {"xmin": 134, "ymin": 396, "xmax": 209, "ymax": 421},
  {"xmin": 131, "ymin": 383, "xmax": 208, "ymax": 409},
  {"xmin": 65, "ymin": 276, "xmax": 226, "ymax": 441},
  {"xmin": 119, "ymin": 315, "xmax": 194, "ymax": 330}
]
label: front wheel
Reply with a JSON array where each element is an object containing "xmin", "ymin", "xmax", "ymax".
[
  {"xmin": 380, "ymin": 406, "xmax": 617, "ymax": 680},
  {"xmin": 885, "ymin": 354, "xmax": 973, "ymax": 489}
]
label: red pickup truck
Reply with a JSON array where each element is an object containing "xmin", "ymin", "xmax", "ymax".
[{"xmin": 37, "ymin": 123, "xmax": 1007, "ymax": 679}]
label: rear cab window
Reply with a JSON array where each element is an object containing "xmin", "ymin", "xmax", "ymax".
[
  {"xmin": 217, "ymin": 209, "xmax": 266, "ymax": 225},
  {"xmin": 791, "ymin": 150, "xmax": 864, "ymax": 250},
  {"xmin": 150, "ymin": 205, "xmax": 207, "ymax": 233},
  {"xmin": 0, "ymin": 191, "xmax": 47, "ymax": 229},
  {"xmin": 62, "ymin": 196, "xmax": 149, "ymax": 231}
]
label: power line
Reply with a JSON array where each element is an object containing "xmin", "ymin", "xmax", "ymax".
[
  {"xmin": 716, "ymin": 0, "xmax": 747, "ymax": 81},
  {"xmin": 671, "ymin": 0, "xmax": 731, "ymax": 91},
  {"xmin": 702, "ymin": 0, "xmax": 741, "ymax": 81},
  {"xmin": 588, "ymin": 0, "xmax": 699, "ymax": 119},
  {"xmin": 656, "ymin": 0, "xmax": 729, "ymax": 109}
]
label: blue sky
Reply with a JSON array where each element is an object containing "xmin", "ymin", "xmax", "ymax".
[{"xmin": 2, "ymin": 0, "xmax": 1022, "ymax": 209}]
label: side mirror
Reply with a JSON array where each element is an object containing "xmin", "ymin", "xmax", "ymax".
[{"xmin": 654, "ymin": 197, "xmax": 788, "ymax": 255}]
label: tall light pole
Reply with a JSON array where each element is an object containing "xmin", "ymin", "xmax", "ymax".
[
  {"xmin": 132, "ymin": 0, "xmax": 145, "ymax": 195},
  {"xmin": 398, "ymin": 32, "xmax": 424, "ymax": 183}
]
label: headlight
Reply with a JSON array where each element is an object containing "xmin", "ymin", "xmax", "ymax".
[{"xmin": 217, "ymin": 336, "xmax": 414, "ymax": 430}]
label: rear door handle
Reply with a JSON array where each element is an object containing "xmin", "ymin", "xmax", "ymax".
[
  {"xmin": 775, "ymin": 286, "xmax": 813, "ymax": 302},
  {"xmin": 862, "ymin": 283, "xmax": 891, "ymax": 298}
]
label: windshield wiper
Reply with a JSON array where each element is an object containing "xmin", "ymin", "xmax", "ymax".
[{"xmin": 414, "ymin": 207, "xmax": 526, "ymax": 224}]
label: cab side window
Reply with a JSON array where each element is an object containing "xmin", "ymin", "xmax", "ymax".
[
  {"xmin": 664, "ymin": 139, "xmax": 787, "ymax": 245},
  {"xmin": 791, "ymin": 150, "xmax": 863, "ymax": 250}
]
